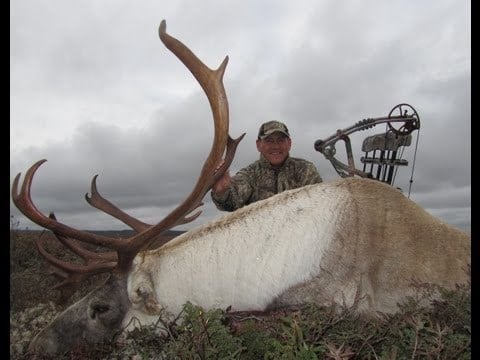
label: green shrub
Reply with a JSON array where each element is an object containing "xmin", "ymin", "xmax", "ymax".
[{"xmin": 162, "ymin": 302, "xmax": 245, "ymax": 359}]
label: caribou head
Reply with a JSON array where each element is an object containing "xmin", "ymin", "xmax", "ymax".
[{"xmin": 12, "ymin": 20, "xmax": 470, "ymax": 356}]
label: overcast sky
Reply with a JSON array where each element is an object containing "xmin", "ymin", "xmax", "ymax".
[{"xmin": 11, "ymin": 0, "xmax": 470, "ymax": 234}]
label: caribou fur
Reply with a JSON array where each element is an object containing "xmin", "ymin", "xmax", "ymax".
[{"xmin": 29, "ymin": 177, "xmax": 470, "ymax": 355}]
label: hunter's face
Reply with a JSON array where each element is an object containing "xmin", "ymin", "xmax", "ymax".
[{"xmin": 256, "ymin": 132, "xmax": 291, "ymax": 167}]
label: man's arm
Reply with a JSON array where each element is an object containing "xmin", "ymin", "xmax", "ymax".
[
  {"xmin": 301, "ymin": 162, "xmax": 323, "ymax": 186},
  {"xmin": 211, "ymin": 166, "xmax": 254, "ymax": 212}
]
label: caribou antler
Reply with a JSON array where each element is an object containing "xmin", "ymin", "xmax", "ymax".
[
  {"xmin": 82, "ymin": 19, "xmax": 246, "ymax": 235},
  {"xmin": 12, "ymin": 20, "xmax": 245, "ymax": 289},
  {"xmin": 84, "ymin": 131, "xmax": 243, "ymax": 236},
  {"xmin": 85, "ymin": 174, "xmax": 203, "ymax": 234}
]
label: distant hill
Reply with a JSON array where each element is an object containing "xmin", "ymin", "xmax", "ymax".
[
  {"xmin": 85, "ymin": 229, "xmax": 186, "ymax": 237},
  {"xmin": 14, "ymin": 229, "xmax": 186, "ymax": 238}
]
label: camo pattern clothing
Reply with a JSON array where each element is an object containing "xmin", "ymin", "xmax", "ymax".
[{"xmin": 211, "ymin": 155, "xmax": 323, "ymax": 212}]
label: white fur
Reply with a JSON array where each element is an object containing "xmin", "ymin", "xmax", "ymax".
[
  {"xmin": 123, "ymin": 178, "xmax": 470, "ymax": 328},
  {"xmin": 124, "ymin": 182, "xmax": 349, "ymax": 325}
]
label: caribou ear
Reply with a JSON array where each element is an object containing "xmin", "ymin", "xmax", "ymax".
[{"xmin": 129, "ymin": 272, "xmax": 162, "ymax": 315}]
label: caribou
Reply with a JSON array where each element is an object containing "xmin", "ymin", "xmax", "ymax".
[{"xmin": 12, "ymin": 20, "xmax": 470, "ymax": 356}]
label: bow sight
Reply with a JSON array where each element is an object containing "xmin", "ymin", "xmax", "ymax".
[{"xmin": 314, "ymin": 103, "xmax": 420, "ymax": 189}]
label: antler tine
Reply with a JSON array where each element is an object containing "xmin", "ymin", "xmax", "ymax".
[
  {"xmin": 213, "ymin": 134, "xmax": 246, "ymax": 182},
  {"xmin": 175, "ymin": 202, "xmax": 204, "ymax": 226},
  {"xmin": 85, "ymin": 175, "xmax": 151, "ymax": 233},
  {"xmin": 36, "ymin": 235, "xmax": 117, "ymax": 275},
  {"xmin": 48, "ymin": 212, "xmax": 118, "ymax": 263},
  {"xmin": 33, "ymin": 213, "xmax": 117, "ymax": 299},
  {"xmin": 86, "ymin": 175, "xmax": 201, "ymax": 245},
  {"xmin": 12, "ymin": 160, "xmax": 126, "ymax": 250}
]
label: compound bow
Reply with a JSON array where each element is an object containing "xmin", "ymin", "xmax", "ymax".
[{"xmin": 314, "ymin": 103, "xmax": 420, "ymax": 186}]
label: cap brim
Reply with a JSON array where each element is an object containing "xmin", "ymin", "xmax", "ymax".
[{"xmin": 259, "ymin": 130, "xmax": 290, "ymax": 139}]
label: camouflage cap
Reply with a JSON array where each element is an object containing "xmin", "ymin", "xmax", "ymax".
[{"xmin": 257, "ymin": 120, "xmax": 290, "ymax": 139}]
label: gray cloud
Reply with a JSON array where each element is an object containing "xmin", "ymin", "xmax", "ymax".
[{"xmin": 11, "ymin": 0, "xmax": 470, "ymax": 234}]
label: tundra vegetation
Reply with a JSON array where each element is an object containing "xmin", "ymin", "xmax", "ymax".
[{"xmin": 10, "ymin": 223, "xmax": 471, "ymax": 359}]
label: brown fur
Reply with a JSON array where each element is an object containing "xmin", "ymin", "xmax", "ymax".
[{"xmin": 268, "ymin": 179, "xmax": 470, "ymax": 313}]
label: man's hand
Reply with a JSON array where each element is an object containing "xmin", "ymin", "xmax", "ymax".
[{"xmin": 213, "ymin": 160, "xmax": 231, "ymax": 195}]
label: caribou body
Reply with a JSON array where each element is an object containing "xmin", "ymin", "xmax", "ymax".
[
  {"xmin": 12, "ymin": 20, "xmax": 470, "ymax": 356},
  {"xmin": 22, "ymin": 177, "xmax": 471, "ymax": 355},
  {"xmin": 125, "ymin": 178, "xmax": 470, "ymax": 322}
]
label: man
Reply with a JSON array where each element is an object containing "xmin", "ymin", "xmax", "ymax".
[{"xmin": 211, "ymin": 120, "xmax": 323, "ymax": 211}]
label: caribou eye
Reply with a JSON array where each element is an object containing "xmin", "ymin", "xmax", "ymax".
[{"xmin": 89, "ymin": 303, "xmax": 110, "ymax": 319}]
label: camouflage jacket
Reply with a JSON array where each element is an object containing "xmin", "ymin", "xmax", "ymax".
[{"xmin": 211, "ymin": 155, "xmax": 323, "ymax": 212}]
